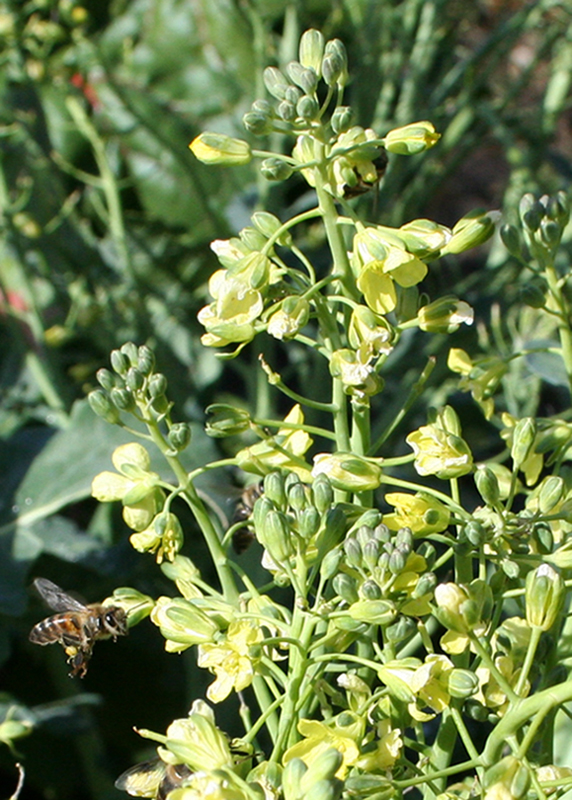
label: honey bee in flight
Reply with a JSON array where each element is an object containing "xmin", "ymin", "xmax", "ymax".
[
  {"xmin": 115, "ymin": 759, "xmax": 192, "ymax": 800},
  {"xmin": 231, "ymin": 481, "xmax": 264, "ymax": 554},
  {"xmin": 29, "ymin": 577, "xmax": 128, "ymax": 678}
]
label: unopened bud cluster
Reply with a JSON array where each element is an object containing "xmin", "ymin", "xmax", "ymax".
[
  {"xmin": 501, "ymin": 190, "xmax": 570, "ymax": 274},
  {"xmin": 333, "ymin": 523, "xmax": 436, "ymax": 634},
  {"xmin": 88, "ymin": 341, "xmax": 191, "ymax": 453},
  {"xmin": 251, "ymin": 471, "xmax": 344, "ymax": 577}
]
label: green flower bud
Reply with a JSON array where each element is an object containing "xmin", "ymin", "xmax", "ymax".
[
  {"xmin": 538, "ymin": 475, "xmax": 565, "ymax": 513},
  {"xmin": 500, "ymin": 223, "xmax": 523, "ymax": 258},
  {"xmin": 299, "ymin": 506, "xmax": 320, "ymax": 539},
  {"xmin": 110, "ymin": 387, "xmax": 135, "ymax": 411},
  {"xmin": 278, "ymin": 100, "xmax": 297, "ymax": 121},
  {"xmin": 464, "ymin": 520, "xmax": 487, "ymax": 546},
  {"xmin": 385, "ymin": 615, "xmax": 417, "ymax": 644},
  {"xmin": 321, "ymin": 507, "xmax": 347, "ymax": 545},
  {"xmin": 349, "ymin": 598, "xmax": 396, "ymax": 625},
  {"xmin": 251, "ymin": 212, "xmax": 290, "ymax": 245},
  {"xmin": 362, "ymin": 539, "xmax": 381, "ymax": 570},
  {"xmin": 321, "ymin": 547, "xmax": 343, "ymax": 579},
  {"xmin": 312, "ymin": 453, "xmax": 382, "ymax": 492},
  {"xmin": 253, "ymin": 495, "xmax": 274, "ymax": 530},
  {"xmin": 331, "ymin": 106, "xmax": 353, "ymax": 134},
  {"xmin": 151, "ymin": 597, "xmax": 219, "ymax": 650},
  {"xmin": 344, "ymin": 537, "xmax": 363, "ymax": 568},
  {"xmin": 263, "ymin": 66, "xmax": 290, "ymax": 100},
  {"xmin": 283, "ymin": 758, "xmax": 308, "ymax": 800},
  {"xmin": 395, "ymin": 527, "xmax": 414, "ymax": 551},
  {"xmin": 418, "ymin": 296, "xmax": 474, "ymax": 334},
  {"xmin": 322, "ymin": 39, "xmax": 348, "ymax": 87},
  {"xmin": 189, "ymin": 132, "xmax": 252, "ymax": 165},
  {"xmin": 239, "ymin": 226, "xmax": 268, "ymax": 252},
  {"xmin": 288, "ymin": 482, "xmax": 307, "ymax": 512},
  {"xmin": 383, "ymin": 121, "xmax": 440, "ymax": 154},
  {"xmin": 110, "ymin": 587, "xmax": 154, "ymax": 626},
  {"xmin": 110, "ymin": 349, "xmax": 130, "ymax": 375},
  {"xmin": 313, "ymin": 474, "xmax": 334, "ymax": 513},
  {"xmin": 333, "ymin": 573, "xmax": 359, "ymax": 604},
  {"xmin": 412, "ymin": 571, "xmax": 437, "ymax": 600},
  {"xmin": 243, "ymin": 110, "xmax": 272, "ymax": 135},
  {"xmin": 261, "ymin": 509, "xmax": 295, "ymax": 562},
  {"xmin": 297, "ymin": 94, "xmax": 320, "ymax": 120},
  {"xmin": 511, "ymin": 417, "xmax": 536, "ymax": 469},
  {"xmin": 360, "ymin": 579, "xmax": 382, "ymax": 600},
  {"xmin": 260, "ymin": 157, "xmax": 294, "ymax": 181},
  {"xmin": 263, "ymin": 472, "xmax": 287, "ymax": 509},
  {"xmin": 88, "ymin": 389, "xmax": 121, "ymax": 423},
  {"xmin": 168, "ymin": 422, "xmax": 192, "ymax": 452},
  {"xmin": 474, "ymin": 464, "xmax": 500, "ymax": 506},
  {"xmin": 519, "ymin": 194, "xmax": 543, "ymax": 231},
  {"xmin": 531, "ymin": 522, "xmax": 553, "ymax": 554},
  {"xmin": 137, "ymin": 345, "xmax": 155, "ymax": 375},
  {"xmin": 96, "ymin": 368, "xmax": 116, "ymax": 391},
  {"xmin": 440, "ymin": 210, "xmax": 497, "ymax": 255},
  {"xmin": 299, "ymin": 29, "xmax": 325, "ymax": 73},
  {"xmin": 204, "ymin": 404, "xmax": 251, "ymax": 437},
  {"xmin": 287, "ymin": 61, "xmax": 319, "ymax": 95},
  {"xmin": 148, "ymin": 373, "xmax": 168, "ymax": 398},
  {"xmin": 519, "ymin": 281, "xmax": 546, "ymax": 308},
  {"xmin": 388, "ymin": 549, "xmax": 407, "ymax": 575},
  {"xmin": 151, "ymin": 394, "xmax": 170, "ymax": 415},
  {"xmin": 447, "ymin": 668, "xmax": 478, "ymax": 699},
  {"xmin": 125, "ymin": 367, "xmax": 144, "ymax": 392},
  {"xmin": 547, "ymin": 191, "xmax": 570, "ymax": 223},
  {"xmin": 120, "ymin": 342, "xmax": 138, "ymax": 364},
  {"xmin": 525, "ymin": 563, "xmax": 564, "ymax": 631},
  {"xmin": 285, "ymin": 85, "xmax": 303, "ymax": 105},
  {"xmin": 540, "ymin": 218, "xmax": 561, "ymax": 248}
]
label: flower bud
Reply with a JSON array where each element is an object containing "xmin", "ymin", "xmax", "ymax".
[
  {"xmin": 125, "ymin": 367, "xmax": 144, "ymax": 392},
  {"xmin": 297, "ymin": 94, "xmax": 320, "ymax": 120},
  {"xmin": 474, "ymin": 464, "xmax": 500, "ymax": 506},
  {"xmin": 96, "ymin": 368, "xmax": 116, "ymax": 391},
  {"xmin": 331, "ymin": 106, "xmax": 353, "ymax": 133},
  {"xmin": 283, "ymin": 758, "xmax": 308, "ymax": 800},
  {"xmin": 260, "ymin": 157, "xmax": 294, "ymax": 181},
  {"xmin": 349, "ymin": 599, "xmax": 396, "ymax": 625},
  {"xmin": 299, "ymin": 507, "xmax": 321, "ymax": 539},
  {"xmin": 510, "ymin": 417, "xmax": 536, "ymax": 469},
  {"xmin": 243, "ymin": 110, "xmax": 273, "ymax": 135},
  {"xmin": 518, "ymin": 281, "xmax": 546, "ymax": 308},
  {"xmin": 440, "ymin": 210, "xmax": 497, "ymax": 255},
  {"xmin": 500, "ymin": 223, "xmax": 523, "ymax": 258},
  {"xmin": 333, "ymin": 573, "xmax": 359, "ymax": 604},
  {"xmin": 322, "ymin": 39, "xmax": 348, "ymax": 87},
  {"xmin": 525, "ymin": 563, "xmax": 564, "ymax": 631},
  {"xmin": 261, "ymin": 509, "xmax": 295, "ymax": 562},
  {"xmin": 111, "ymin": 348, "xmax": 130, "ymax": 374},
  {"xmin": 263, "ymin": 66, "xmax": 290, "ymax": 99},
  {"xmin": 344, "ymin": 538, "xmax": 363, "ymax": 568},
  {"xmin": 383, "ymin": 121, "xmax": 440, "ymax": 154},
  {"xmin": 537, "ymin": 475, "xmax": 565, "ymax": 513},
  {"xmin": 447, "ymin": 668, "xmax": 479, "ymax": 699},
  {"xmin": 464, "ymin": 520, "xmax": 487, "ymax": 546},
  {"xmin": 360, "ymin": 579, "xmax": 382, "ymax": 600},
  {"xmin": 110, "ymin": 387, "xmax": 135, "ymax": 411},
  {"xmin": 137, "ymin": 345, "xmax": 155, "ymax": 375},
  {"xmin": 287, "ymin": 61, "xmax": 319, "ymax": 95},
  {"xmin": 388, "ymin": 549, "xmax": 407, "ymax": 575},
  {"xmin": 149, "ymin": 373, "xmax": 168, "ymax": 398},
  {"xmin": 362, "ymin": 539, "xmax": 381, "ymax": 570},
  {"xmin": 151, "ymin": 597, "xmax": 219, "ymax": 650},
  {"xmin": 313, "ymin": 474, "xmax": 334, "ymax": 513},
  {"xmin": 168, "ymin": 422, "xmax": 192, "ymax": 452},
  {"xmin": 321, "ymin": 547, "xmax": 343, "ymax": 579},
  {"xmin": 251, "ymin": 212, "xmax": 290, "ymax": 245},
  {"xmin": 540, "ymin": 218, "xmax": 561, "ymax": 247},
  {"xmin": 418, "ymin": 296, "xmax": 474, "ymax": 333},
  {"xmin": 88, "ymin": 389, "xmax": 121, "ymax": 423},
  {"xmin": 312, "ymin": 453, "xmax": 382, "ymax": 492},
  {"xmin": 519, "ymin": 193, "xmax": 543, "ymax": 231},
  {"xmin": 278, "ymin": 100, "xmax": 297, "ymax": 122},
  {"xmin": 299, "ymin": 29, "xmax": 325, "ymax": 73},
  {"xmin": 385, "ymin": 616, "xmax": 417, "ymax": 644},
  {"xmin": 263, "ymin": 471, "xmax": 287, "ymax": 509},
  {"xmin": 205, "ymin": 404, "xmax": 251, "ymax": 437},
  {"xmin": 189, "ymin": 133, "xmax": 252, "ymax": 165}
]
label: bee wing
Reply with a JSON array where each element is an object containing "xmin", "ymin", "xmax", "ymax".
[
  {"xmin": 115, "ymin": 759, "xmax": 166, "ymax": 798},
  {"xmin": 33, "ymin": 578, "xmax": 87, "ymax": 613}
]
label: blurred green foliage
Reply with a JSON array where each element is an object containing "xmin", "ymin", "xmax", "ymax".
[{"xmin": 0, "ymin": 0, "xmax": 571, "ymax": 798}]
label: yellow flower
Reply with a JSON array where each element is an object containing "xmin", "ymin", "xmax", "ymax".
[
  {"xmin": 163, "ymin": 700, "xmax": 234, "ymax": 771},
  {"xmin": 198, "ymin": 270, "xmax": 264, "ymax": 348},
  {"xmin": 383, "ymin": 121, "xmax": 440, "ymax": 155},
  {"xmin": 356, "ymin": 719, "xmax": 402, "ymax": 771},
  {"xmin": 406, "ymin": 412, "xmax": 473, "ymax": 480},
  {"xmin": 409, "ymin": 655, "xmax": 454, "ymax": 720},
  {"xmin": 383, "ymin": 492, "xmax": 450, "ymax": 534},
  {"xmin": 151, "ymin": 597, "xmax": 220, "ymax": 653},
  {"xmin": 198, "ymin": 620, "xmax": 263, "ymax": 703},
  {"xmin": 312, "ymin": 452, "xmax": 382, "ymax": 492},
  {"xmin": 189, "ymin": 133, "xmax": 251, "ymax": 165},
  {"xmin": 283, "ymin": 717, "xmax": 361, "ymax": 779},
  {"xmin": 447, "ymin": 348, "xmax": 507, "ymax": 420},
  {"xmin": 236, "ymin": 405, "xmax": 313, "ymax": 480}
]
